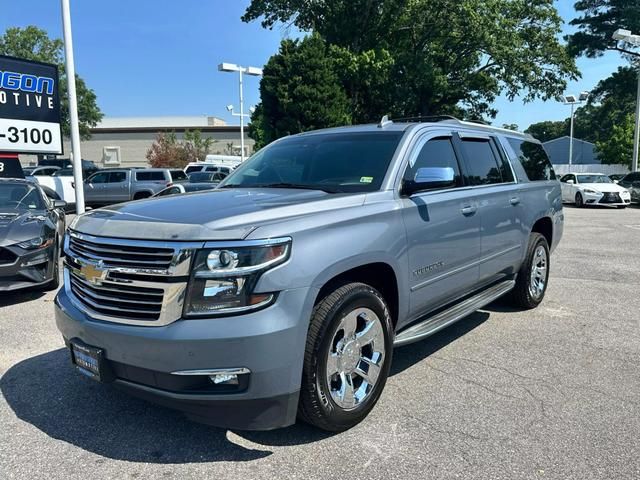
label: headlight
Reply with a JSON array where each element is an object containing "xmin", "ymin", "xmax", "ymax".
[
  {"xmin": 16, "ymin": 236, "xmax": 53, "ymax": 250},
  {"xmin": 583, "ymin": 188, "xmax": 598, "ymax": 194},
  {"xmin": 184, "ymin": 239, "xmax": 291, "ymax": 316}
]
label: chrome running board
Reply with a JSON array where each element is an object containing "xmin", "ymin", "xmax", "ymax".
[{"xmin": 394, "ymin": 280, "xmax": 515, "ymax": 347}]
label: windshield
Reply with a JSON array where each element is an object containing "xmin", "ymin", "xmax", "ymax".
[
  {"xmin": 577, "ymin": 175, "xmax": 613, "ymax": 184},
  {"xmin": 220, "ymin": 131, "xmax": 404, "ymax": 193},
  {"xmin": 0, "ymin": 183, "xmax": 45, "ymax": 210}
]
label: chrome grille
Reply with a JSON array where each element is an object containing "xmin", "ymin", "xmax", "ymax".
[
  {"xmin": 69, "ymin": 271, "xmax": 164, "ymax": 321},
  {"xmin": 68, "ymin": 234, "xmax": 175, "ymax": 270},
  {"xmin": 64, "ymin": 231, "xmax": 202, "ymax": 326}
]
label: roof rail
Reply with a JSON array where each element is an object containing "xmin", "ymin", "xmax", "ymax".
[
  {"xmin": 378, "ymin": 115, "xmax": 393, "ymax": 128},
  {"xmin": 390, "ymin": 115, "xmax": 461, "ymax": 123}
]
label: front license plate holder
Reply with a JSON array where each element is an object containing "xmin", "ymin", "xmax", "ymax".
[{"xmin": 69, "ymin": 339, "xmax": 112, "ymax": 382}]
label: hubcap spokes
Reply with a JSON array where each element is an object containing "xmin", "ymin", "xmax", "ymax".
[
  {"xmin": 326, "ymin": 308, "xmax": 385, "ymax": 410},
  {"xmin": 529, "ymin": 245, "xmax": 547, "ymax": 298}
]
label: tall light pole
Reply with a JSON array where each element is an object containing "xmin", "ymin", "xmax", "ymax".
[
  {"xmin": 218, "ymin": 63, "xmax": 262, "ymax": 162},
  {"xmin": 612, "ymin": 29, "xmax": 640, "ymax": 172},
  {"xmin": 61, "ymin": 0, "xmax": 86, "ymax": 213},
  {"xmin": 562, "ymin": 92, "xmax": 590, "ymax": 168}
]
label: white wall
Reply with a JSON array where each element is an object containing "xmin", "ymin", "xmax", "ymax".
[{"xmin": 553, "ymin": 164, "xmax": 629, "ymax": 175}]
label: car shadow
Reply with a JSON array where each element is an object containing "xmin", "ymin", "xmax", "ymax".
[
  {"xmin": 390, "ymin": 310, "xmax": 490, "ymax": 376},
  {"xmin": 0, "ymin": 288, "xmax": 46, "ymax": 307},
  {"xmin": 1, "ymin": 311, "xmax": 491, "ymax": 461}
]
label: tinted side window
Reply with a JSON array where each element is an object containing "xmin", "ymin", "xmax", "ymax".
[
  {"xmin": 108, "ymin": 171, "xmax": 127, "ymax": 183},
  {"xmin": 404, "ymin": 137, "xmax": 462, "ymax": 188},
  {"xmin": 136, "ymin": 171, "xmax": 165, "ymax": 181},
  {"xmin": 89, "ymin": 172, "xmax": 108, "ymax": 184},
  {"xmin": 508, "ymin": 138, "xmax": 556, "ymax": 181},
  {"xmin": 460, "ymin": 139, "xmax": 503, "ymax": 185},
  {"xmin": 171, "ymin": 170, "xmax": 188, "ymax": 181}
]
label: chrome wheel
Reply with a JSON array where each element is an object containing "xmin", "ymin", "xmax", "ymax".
[
  {"xmin": 325, "ymin": 307, "xmax": 385, "ymax": 410},
  {"xmin": 529, "ymin": 245, "xmax": 547, "ymax": 299}
]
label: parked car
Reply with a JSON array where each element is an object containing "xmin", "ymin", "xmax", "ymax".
[
  {"xmin": 153, "ymin": 183, "xmax": 219, "ymax": 197},
  {"xmin": 24, "ymin": 166, "xmax": 61, "ymax": 177},
  {"xmin": 184, "ymin": 162, "xmax": 234, "ymax": 176},
  {"xmin": 629, "ymin": 181, "xmax": 640, "ymax": 204},
  {"xmin": 608, "ymin": 173, "xmax": 626, "ymax": 183},
  {"xmin": 83, "ymin": 168, "xmax": 187, "ymax": 207},
  {"xmin": 618, "ymin": 171, "xmax": 640, "ymax": 189},
  {"xmin": 39, "ymin": 158, "xmax": 100, "ymax": 176},
  {"xmin": 188, "ymin": 171, "xmax": 227, "ymax": 183},
  {"xmin": 55, "ymin": 117, "xmax": 563, "ymax": 432},
  {"xmin": 0, "ymin": 179, "xmax": 66, "ymax": 291},
  {"xmin": 559, "ymin": 173, "xmax": 631, "ymax": 208}
]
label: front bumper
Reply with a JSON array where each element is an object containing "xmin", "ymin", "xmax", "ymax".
[
  {"xmin": 581, "ymin": 191, "xmax": 631, "ymax": 206},
  {"xmin": 54, "ymin": 284, "xmax": 318, "ymax": 430},
  {"xmin": 0, "ymin": 244, "xmax": 55, "ymax": 291}
]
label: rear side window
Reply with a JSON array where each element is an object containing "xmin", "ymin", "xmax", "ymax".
[
  {"xmin": 170, "ymin": 170, "xmax": 188, "ymax": 181},
  {"xmin": 136, "ymin": 171, "xmax": 165, "ymax": 181},
  {"xmin": 108, "ymin": 171, "xmax": 127, "ymax": 183},
  {"xmin": 508, "ymin": 138, "xmax": 556, "ymax": 181},
  {"xmin": 185, "ymin": 166, "xmax": 201, "ymax": 174},
  {"xmin": 459, "ymin": 138, "xmax": 505, "ymax": 185}
]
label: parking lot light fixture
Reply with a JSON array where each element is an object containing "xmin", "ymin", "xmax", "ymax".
[
  {"xmin": 612, "ymin": 29, "xmax": 640, "ymax": 172},
  {"xmin": 562, "ymin": 93, "xmax": 590, "ymax": 168},
  {"xmin": 218, "ymin": 63, "xmax": 263, "ymax": 162}
]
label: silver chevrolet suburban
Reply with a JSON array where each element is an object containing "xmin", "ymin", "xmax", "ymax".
[{"xmin": 55, "ymin": 117, "xmax": 563, "ymax": 431}]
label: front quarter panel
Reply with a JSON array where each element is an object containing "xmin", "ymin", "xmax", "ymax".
[{"xmin": 248, "ymin": 191, "xmax": 410, "ymax": 324}]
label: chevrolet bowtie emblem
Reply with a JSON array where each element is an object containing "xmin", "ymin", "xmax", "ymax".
[{"xmin": 79, "ymin": 260, "xmax": 107, "ymax": 285}]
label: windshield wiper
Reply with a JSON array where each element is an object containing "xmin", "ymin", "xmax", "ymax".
[{"xmin": 220, "ymin": 183, "xmax": 340, "ymax": 193}]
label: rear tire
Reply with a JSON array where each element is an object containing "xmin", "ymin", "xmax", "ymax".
[
  {"xmin": 298, "ymin": 282, "xmax": 393, "ymax": 432},
  {"xmin": 508, "ymin": 233, "xmax": 550, "ymax": 310},
  {"xmin": 575, "ymin": 192, "xmax": 584, "ymax": 208}
]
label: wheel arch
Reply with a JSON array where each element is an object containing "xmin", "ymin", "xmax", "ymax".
[{"xmin": 531, "ymin": 216, "xmax": 553, "ymax": 247}]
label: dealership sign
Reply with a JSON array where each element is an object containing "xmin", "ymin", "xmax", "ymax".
[{"xmin": 0, "ymin": 55, "xmax": 63, "ymax": 154}]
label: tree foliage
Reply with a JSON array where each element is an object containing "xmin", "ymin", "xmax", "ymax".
[
  {"xmin": 249, "ymin": 35, "xmax": 351, "ymax": 148},
  {"xmin": 244, "ymin": 0, "xmax": 578, "ymax": 125},
  {"xmin": 146, "ymin": 130, "xmax": 214, "ymax": 168},
  {"xmin": 596, "ymin": 113, "xmax": 635, "ymax": 165},
  {"xmin": 525, "ymin": 120, "xmax": 569, "ymax": 143},
  {"xmin": 0, "ymin": 26, "xmax": 102, "ymax": 140},
  {"xmin": 568, "ymin": 0, "xmax": 640, "ymax": 58}
]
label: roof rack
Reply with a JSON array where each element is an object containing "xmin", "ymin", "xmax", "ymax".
[{"xmin": 390, "ymin": 115, "xmax": 461, "ymax": 123}]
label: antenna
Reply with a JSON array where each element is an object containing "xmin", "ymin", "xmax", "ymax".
[{"xmin": 378, "ymin": 115, "xmax": 393, "ymax": 128}]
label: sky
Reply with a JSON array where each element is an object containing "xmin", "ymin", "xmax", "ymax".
[{"xmin": 0, "ymin": 0, "xmax": 627, "ymax": 130}]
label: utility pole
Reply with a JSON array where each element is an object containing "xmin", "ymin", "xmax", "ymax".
[{"xmin": 61, "ymin": 0, "xmax": 85, "ymax": 213}]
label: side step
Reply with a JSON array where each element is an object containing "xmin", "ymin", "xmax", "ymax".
[{"xmin": 394, "ymin": 280, "xmax": 515, "ymax": 347}]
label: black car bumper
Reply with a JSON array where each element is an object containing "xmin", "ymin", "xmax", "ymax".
[{"xmin": 0, "ymin": 244, "xmax": 55, "ymax": 291}]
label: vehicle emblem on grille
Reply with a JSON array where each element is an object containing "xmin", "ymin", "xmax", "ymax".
[{"xmin": 78, "ymin": 259, "xmax": 107, "ymax": 285}]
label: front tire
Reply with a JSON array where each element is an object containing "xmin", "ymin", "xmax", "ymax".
[
  {"xmin": 41, "ymin": 238, "xmax": 60, "ymax": 291},
  {"xmin": 298, "ymin": 282, "xmax": 393, "ymax": 432},
  {"xmin": 575, "ymin": 192, "xmax": 584, "ymax": 208},
  {"xmin": 509, "ymin": 233, "xmax": 550, "ymax": 309}
]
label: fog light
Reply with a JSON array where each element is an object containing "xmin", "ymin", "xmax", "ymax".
[{"xmin": 209, "ymin": 373, "xmax": 239, "ymax": 385}]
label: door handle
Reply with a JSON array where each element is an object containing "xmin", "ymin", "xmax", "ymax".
[
  {"xmin": 510, "ymin": 196, "xmax": 521, "ymax": 206},
  {"xmin": 461, "ymin": 205, "xmax": 477, "ymax": 216}
]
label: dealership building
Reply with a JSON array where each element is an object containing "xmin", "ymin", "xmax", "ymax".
[{"xmin": 21, "ymin": 115, "xmax": 254, "ymax": 168}]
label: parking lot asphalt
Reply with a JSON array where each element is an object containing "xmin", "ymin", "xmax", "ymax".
[{"xmin": 1, "ymin": 205, "xmax": 639, "ymax": 480}]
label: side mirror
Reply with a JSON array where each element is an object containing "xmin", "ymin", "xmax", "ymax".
[
  {"xmin": 52, "ymin": 199, "xmax": 67, "ymax": 209},
  {"xmin": 566, "ymin": 179, "xmax": 574, "ymax": 184},
  {"xmin": 403, "ymin": 167, "xmax": 455, "ymax": 195}
]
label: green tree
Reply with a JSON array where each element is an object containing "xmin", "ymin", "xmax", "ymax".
[
  {"xmin": 0, "ymin": 26, "xmax": 102, "ymax": 140},
  {"xmin": 249, "ymin": 35, "xmax": 351, "ymax": 148},
  {"xmin": 596, "ymin": 113, "xmax": 635, "ymax": 166},
  {"xmin": 525, "ymin": 120, "xmax": 569, "ymax": 142},
  {"xmin": 568, "ymin": 0, "xmax": 640, "ymax": 58},
  {"xmin": 244, "ymin": 0, "xmax": 578, "ymax": 122}
]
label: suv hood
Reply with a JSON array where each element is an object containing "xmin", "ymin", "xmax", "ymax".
[{"xmin": 71, "ymin": 188, "xmax": 365, "ymax": 240}]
